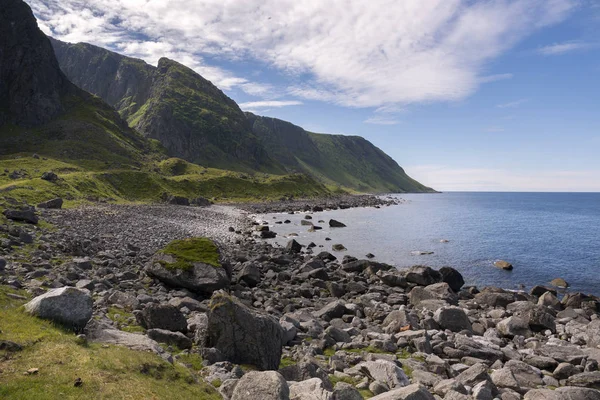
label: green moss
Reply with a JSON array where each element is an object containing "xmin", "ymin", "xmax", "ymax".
[
  {"xmin": 329, "ymin": 374, "xmax": 359, "ymax": 386},
  {"xmin": 176, "ymin": 353, "xmax": 204, "ymax": 371},
  {"xmin": 323, "ymin": 348, "xmax": 336, "ymax": 357},
  {"xmin": 210, "ymin": 379, "xmax": 222, "ymax": 388},
  {"xmin": 106, "ymin": 306, "xmax": 144, "ymax": 332},
  {"xmin": 159, "ymin": 237, "xmax": 220, "ymax": 270},
  {"xmin": 279, "ymin": 356, "xmax": 297, "ymax": 369},
  {"xmin": 359, "ymin": 389, "xmax": 374, "ymax": 398}
]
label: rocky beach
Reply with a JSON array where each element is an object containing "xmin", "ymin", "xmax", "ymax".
[{"xmin": 2, "ymin": 198, "xmax": 600, "ymax": 400}]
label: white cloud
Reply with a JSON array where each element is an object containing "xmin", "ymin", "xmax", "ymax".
[
  {"xmin": 405, "ymin": 165, "xmax": 600, "ymax": 192},
  {"xmin": 239, "ymin": 100, "xmax": 303, "ymax": 110},
  {"xmin": 479, "ymin": 73, "xmax": 514, "ymax": 83},
  {"xmin": 497, "ymin": 98, "xmax": 529, "ymax": 108},
  {"xmin": 27, "ymin": 0, "xmax": 577, "ymax": 108},
  {"xmin": 364, "ymin": 116, "xmax": 400, "ymax": 125},
  {"xmin": 538, "ymin": 41, "xmax": 595, "ymax": 55}
]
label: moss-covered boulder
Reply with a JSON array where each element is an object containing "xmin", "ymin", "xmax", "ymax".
[
  {"xmin": 146, "ymin": 237, "xmax": 229, "ymax": 295},
  {"xmin": 204, "ymin": 291, "xmax": 284, "ymax": 371}
]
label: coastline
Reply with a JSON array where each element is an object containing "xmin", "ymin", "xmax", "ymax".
[{"xmin": 2, "ymin": 200, "xmax": 600, "ymax": 399}]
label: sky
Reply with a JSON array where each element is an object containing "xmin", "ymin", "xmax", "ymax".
[{"xmin": 26, "ymin": 0, "xmax": 600, "ymax": 192}]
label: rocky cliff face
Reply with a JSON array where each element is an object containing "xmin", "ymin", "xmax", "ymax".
[
  {"xmin": 51, "ymin": 40, "xmax": 282, "ymax": 173},
  {"xmin": 247, "ymin": 113, "xmax": 434, "ymax": 193},
  {"xmin": 0, "ymin": 0, "xmax": 70, "ymax": 127}
]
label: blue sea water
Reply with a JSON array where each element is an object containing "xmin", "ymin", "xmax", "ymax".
[{"xmin": 261, "ymin": 192, "xmax": 600, "ymax": 296}]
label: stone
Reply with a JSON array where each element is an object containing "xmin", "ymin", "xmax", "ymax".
[
  {"xmin": 205, "ymin": 292, "xmax": 284, "ymax": 371},
  {"xmin": 332, "ymin": 382, "xmax": 363, "ymax": 400},
  {"xmin": 85, "ymin": 320, "xmax": 165, "ymax": 355},
  {"xmin": 368, "ymin": 384, "xmax": 435, "ymax": 400},
  {"xmin": 147, "ymin": 328, "xmax": 192, "ymax": 349},
  {"xmin": 107, "ymin": 290, "xmax": 139, "ymax": 310},
  {"xmin": 474, "ymin": 290, "xmax": 515, "ymax": 308},
  {"xmin": 139, "ymin": 304, "xmax": 187, "ymax": 333},
  {"xmin": 41, "ymin": 171, "xmax": 58, "ymax": 182},
  {"xmin": 24, "ymin": 287, "xmax": 92, "ymax": 329},
  {"xmin": 410, "ymin": 283, "xmax": 458, "ymax": 306},
  {"xmin": 556, "ymin": 387, "xmax": 600, "ymax": 399},
  {"xmin": 287, "ymin": 239, "xmax": 303, "ymax": 253},
  {"xmin": 37, "ymin": 198, "xmax": 63, "ymax": 209},
  {"xmin": 191, "ymin": 197, "xmax": 211, "ymax": 207},
  {"xmin": 3, "ymin": 209, "xmax": 38, "ymax": 224},
  {"xmin": 279, "ymin": 359, "xmax": 332, "ymax": 390},
  {"xmin": 567, "ymin": 371, "xmax": 600, "ymax": 389},
  {"xmin": 332, "ymin": 244, "xmax": 347, "ymax": 252},
  {"xmin": 586, "ymin": 319, "xmax": 600, "ymax": 348},
  {"xmin": 455, "ymin": 363, "xmax": 492, "ymax": 388},
  {"xmin": 356, "ymin": 360, "xmax": 409, "ymax": 390},
  {"xmin": 433, "ymin": 306, "xmax": 472, "ymax": 332},
  {"xmin": 550, "ymin": 278, "xmax": 569, "ymax": 288},
  {"xmin": 289, "ymin": 377, "xmax": 332, "ymax": 400},
  {"xmin": 230, "ymin": 371, "xmax": 289, "ymax": 400},
  {"xmin": 503, "ymin": 360, "xmax": 543, "ymax": 391},
  {"xmin": 497, "ymin": 316, "xmax": 532, "ymax": 338},
  {"xmin": 237, "ymin": 263, "xmax": 261, "ymax": 287},
  {"xmin": 494, "ymin": 260, "xmax": 513, "ymax": 270},
  {"xmin": 405, "ymin": 266, "xmax": 441, "ymax": 286},
  {"xmin": 554, "ymin": 362, "xmax": 580, "ymax": 380},
  {"xmin": 438, "ymin": 267, "xmax": 465, "ymax": 292},
  {"xmin": 329, "ymin": 219, "xmax": 347, "ymax": 228},
  {"xmin": 315, "ymin": 300, "xmax": 347, "ymax": 321},
  {"xmin": 146, "ymin": 253, "xmax": 229, "ymax": 295}
]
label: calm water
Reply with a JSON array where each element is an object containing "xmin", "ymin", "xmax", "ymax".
[{"xmin": 260, "ymin": 192, "xmax": 600, "ymax": 296}]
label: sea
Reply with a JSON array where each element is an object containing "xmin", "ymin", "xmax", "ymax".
[{"xmin": 260, "ymin": 192, "xmax": 600, "ymax": 296}]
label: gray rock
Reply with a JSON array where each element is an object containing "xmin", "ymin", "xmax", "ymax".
[
  {"xmin": 567, "ymin": 371, "xmax": 600, "ymax": 389},
  {"xmin": 3, "ymin": 209, "xmax": 38, "ymax": 224},
  {"xmin": 147, "ymin": 328, "xmax": 192, "ymax": 349},
  {"xmin": 370, "ymin": 381, "xmax": 390, "ymax": 395},
  {"xmin": 107, "ymin": 290, "xmax": 139, "ymax": 310},
  {"xmin": 329, "ymin": 219, "xmax": 347, "ymax": 228},
  {"xmin": 279, "ymin": 359, "xmax": 332, "ymax": 390},
  {"xmin": 41, "ymin": 171, "xmax": 59, "ymax": 182},
  {"xmin": 356, "ymin": 360, "xmax": 409, "ymax": 390},
  {"xmin": 455, "ymin": 363, "xmax": 492, "ymax": 388},
  {"xmin": 289, "ymin": 378, "xmax": 332, "ymax": 400},
  {"xmin": 494, "ymin": 260, "xmax": 513, "ymax": 270},
  {"xmin": 287, "ymin": 239, "xmax": 303, "ymax": 253},
  {"xmin": 405, "ymin": 266, "xmax": 442, "ymax": 286},
  {"xmin": 205, "ymin": 292, "xmax": 284, "ymax": 371},
  {"xmin": 438, "ymin": 267, "xmax": 465, "ymax": 292},
  {"xmin": 315, "ymin": 300, "xmax": 347, "ymax": 321},
  {"xmin": 231, "ymin": 371, "xmax": 290, "ymax": 400},
  {"xmin": 556, "ymin": 387, "xmax": 600, "ymax": 399},
  {"xmin": 554, "ymin": 362, "xmax": 581, "ymax": 380},
  {"xmin": 37, "ymin": 198, "xmax": 63, "ymax": 209},
  {"xmin": 24, "ymin": 286, "xmax": 92, "ymax": 329},
  {"xmin": 139, "ymin": 303, "xmax": 187, "ymax": 333},
  {"xmin": 85, "ymin": 320, "xmax": 165, "ymax": 356},
  {"xmin": 237, "ymin": 262, "xmax": 261, "ymax": 287},
  {"xmin": 368, "ymin": 383, "xmax": 435, "ymax": 399},
  {"xmin": 586, "ymin": 320, "xmax": 600, "ymax": 348},
  {"xmin": 497, "ymin": 316, "xmax": 532, "ymax": 338},
  {"xmin": 433, "ymin": 306, "xmax": 472, "ymax": 332},
  {"xmin": 332, "ymin": 382, "xmax": 363, "ymax": 400},
  {"xmin": 146, "ymin": 252, "xmax": 229, "ymax": 295}
]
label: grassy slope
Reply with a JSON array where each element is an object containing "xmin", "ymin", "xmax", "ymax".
[{"xmin": 0, "ymin": 286, "xmax": 220, "ymax": 400}]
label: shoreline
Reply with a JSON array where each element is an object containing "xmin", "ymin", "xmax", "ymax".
[{"xmin": 2, "ymin": 201, "xmax": 600, "ymax": 399}]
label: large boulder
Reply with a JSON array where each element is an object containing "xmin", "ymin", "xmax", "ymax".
[
  {"xmin": 433, "ymin": 306, "xmax": 472, "ymax": 332},
  {"xmin": 369, "ymin": 384, "xmax": 435, "ymax": 399},
  {"xmin": 231, "ymin": 371, "xmax": 290, "ymax": 400},
  {"xmin": 146, "ymin": 238, "xmax": 229, "ymax": 295},
  {"xmin": 37, "ymin": 198, "xmax": 63, "ymax": 209},
  {"xmin": 279, "ymin": 359, "xmax": 332, "ymax": 390},
  {"xmin": 3, "ymin": 208, "xmax": 38, "ymax": 224},
  {"xmin": 204, "ymin": 291, "xmax": 285, "ymax": 370},
  {"xmin": 405, "ymin": 266, "xmax": 441, "ymax": 286},
  {"xmin": 497, "ymin": 316, "xmax": 532, "ymax": 338},
  {"xmin": 139, "ymin": 304, "xmax": 187, "ymax": 333},
  {"xmin": 438, "ymin": 267, "xmax": 465, "ymax": 292},
  {"xmin": 24, "ymin": 287, "xmax": 92, "ymax": 330},
  {"xmin": 289, "ymin": 378, "xmax": 331, "ymax": 400},
  {"xmin": 356, "ymin": 360, "xmax": 410, "ymax": 390}
]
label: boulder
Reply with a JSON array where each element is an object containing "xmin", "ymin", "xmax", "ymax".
[
  {"xmin": 332, "ymin": 382, "xmax": 363, "ymax": 400},
  {"xmin": 205, "ymin": 292, "xmax": 284, "ymax": 370},
  {"xmin": 3, "ymin": 209, "xmax": 38, "ymax": 224},
  {"xmin": 41, "ymin": 171, "xmax": 58, "ymax": 182},
  {"xmin": 85, "ymin": 320, "xmax": 164, "ymax": 355},
  {"xmin": 409, "ymin": 283, "xmax": 458, "ymax": 306},
  {"xmin": 433, "ymin": 306, "xmax": 472, "ymax": 332},
  {"xmin": 497, "ymin": 316, "xmax": 532, "ymax": 338},
  {"xmin": 556, "ymin": 387, "xmax": 600, "ymax": 399},
  {"xmin": 289, "ymin": 377, "xmax": 331, "ymax": 400},
  {"xmin": 356, "ymin": 360, "xmax": 410, "ymax": 390},
  {"xmin": 287, "ymin": 239, "xmax": 303, "ymax": 253},
  {"xmin": 369, "ymin": 384, "xmax": 435, "ymax": 400},
  {"xmin": 37, "ymin": 198, "xmax": 63, "ymax": 209},
  {"xmin": 147, "ymin": 328, "xmax": 192, "ymax": 349},
  {"xmin": 332, "ymin": 244, "xmax": 347, "ymax": 252},
  {"xmin": 494, "ymin": 260, "xmax": 513, "ymax": 270},
  {"xmin": 231, "ymin": 371, "xmax": 290, "ymax": 400},
  {"xmin": 550, "ymin": 278, "xmax": 569, "ymax": 288},
  {"xmin": 237, "ymin": 263, "xmax": 261, "ymax": 287},
  {"xmin": 314, "ymin": 300, "xmax": 347, "ymax": 321},
  {"xmin": 279, "ymin": 359, "xmax": 332, "ymax": 390},
  {"xmin": 567, "ymin": 371, "xmax": 600, "ymax": 389},
  {"xmin": 24, "ymin": 287, "xmax": 92, "ymax": 329},
  {"xmin": 139, "ymin": 304, "xmax": 187, "ymax": 333},
  {"xmin": 405, "ymin": 266, "xmax": 441, "ymax": 286},
  {"xmin": 146, "ymin": 253, "xmax": 229, "ymax": 295},
  {"xmin": 107, "ymin": 290, "xmax": 139, "ymax": 310},
  {"xmin": 438, "ymin": 267, "xmax": 465, "ymax": 292},
  {"xmin": 329, "ymin": 219, "xmax": 347, "ymax": 228}
]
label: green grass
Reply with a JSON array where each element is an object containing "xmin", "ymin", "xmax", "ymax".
[
  {"xmin": 176, "ymin": 353, "xmax": 204, "ymax": 371},
  {"xmin": 159, "ymin": 237, "xmax": 220, "ymax": 270},
  {"xmin": 106, "ymin": 306, "xmax": 144, "ymax": 333},
  {"xmin": 0, "ymin": 286, "xmax": 220, "ymax": 400},
  {"xmin": 279, "ymin": 356, "xmax": 297, "ymax": 369}
]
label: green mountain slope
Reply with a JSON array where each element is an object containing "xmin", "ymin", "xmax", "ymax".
[
  {"xmin": 51, "ymin": 39, "xmax": 283, "ymax": 174},
  {"xmin": 246, "ymin": 114, "xmax": 434, "ymax": 193},
  {"xmin": 51, "ymin": 38, "xmax": 434, "ymax": 193}
]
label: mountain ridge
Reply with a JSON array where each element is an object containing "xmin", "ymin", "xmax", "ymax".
[{"xmin": 50, "ymin": 38, "xmax": 434, "ymax": 193}]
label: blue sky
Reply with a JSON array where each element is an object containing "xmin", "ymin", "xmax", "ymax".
[{"xmin": 28, "ymin": 0, "xmax": 600, "ymax": 191}]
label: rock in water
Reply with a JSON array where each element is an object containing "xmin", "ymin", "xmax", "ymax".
[
  {"xmin": 230, "ymin": 371, "xmax": 289, "ymax": 400},
  {"xmin": 494, "ymin": 260, "xmax": 513, "ymax": 270},
  {"xmin": 550, "ymin": 277, "xmax": 569, "ymax": 288},
  {"xmin": 204, "ymin": 291, "xmax": 284, "ymax": 370},
  {"xmin": 24, "ymin": 287, "xmax": 92, "ymax": 330},
  {"xmin": 329, "ymin": 219, "xmax": 347, "ymax": 228}
]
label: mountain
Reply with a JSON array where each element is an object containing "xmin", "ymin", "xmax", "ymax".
[
  {"xmin": 51, "ymin": 38, "xmax": 434, "ymax": 193},
  {"xmin": 0, "ymin": 0, "xmax": 150, "ymax": 168},
  {"xmin": 50, "ymin": 39, "xmax": 282, "ymax": 174},
  {"xmin": 247, "ymin": 114, "xmax": 432, "ymax": 193}
]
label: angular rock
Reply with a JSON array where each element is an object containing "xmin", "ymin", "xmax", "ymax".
[
  {"xmin": 497, "ymin": 316, "xmax": 532, "ymax": 338},
  {"xmin": 279, "ymin": 359, "xmax": 332, "ymax": 390},
  {"xmin": 287, "ymin": 239, "xmax": 303, "ymax": 253},
  {"xmin": 329, "ymin": 219, "xmax": 347, "ymax": 228},
  {"xmin": 494, "ymin": 260, "xmax": 513, "ymax": 270},
  {"xmin": 231, "ymin": 371, "xmax": 289, "ymax": 400},
  {"xmin": 405, "ymin": 266, "xmax": 442, "ymax": 286},
  {"xmin": 3, "ymin": 209, "xmax": 38, "ymax": 224},
  {"xmin": 332, "ymin": 382, "xmax": 363, "ymax": 400},
  {"xmin": 368, "ymin": 384, "xmax": 435, "ymax": 400},
  {"xmin": 139, "ymin": 303, "xmax": 187, "ymax": 333},
  {"xmin": 24, "ymin": 286, "xmax": 92, "ymax": 329},
  {"xmin": 147, "ymin": 328, "xmax": 192, "ymax": 349},
  {"xmin": 289, "ymin": 377, "xmax": 331, "ymax": 400},
  {"xmin": 146, "ymin": 253, "xmax": 229, "ymax": 295},
  {"xmin": 567, "ymin": 371, "xmax": 600, "ymax": 389},
  {"xmin": 356, "ymin": 360, "xmax": 409, "ymax": 390},
  {"xmin": 37, "ymin": 198, "xmax": 63, "ymax": 209},
  {"xmin": 315, "ymin": 300, "xmax": 347, "ymax": 321},
  {"xmin": 433, "ymin": 306, "xmax": 472, "ymax": 332},
  {"xmin": 205, "ymin": 292, "xmax": 284, "ymax": 371},
  {"xmin": 438, "ymin": 267, "xmax": 465, "ymax": 292}
]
